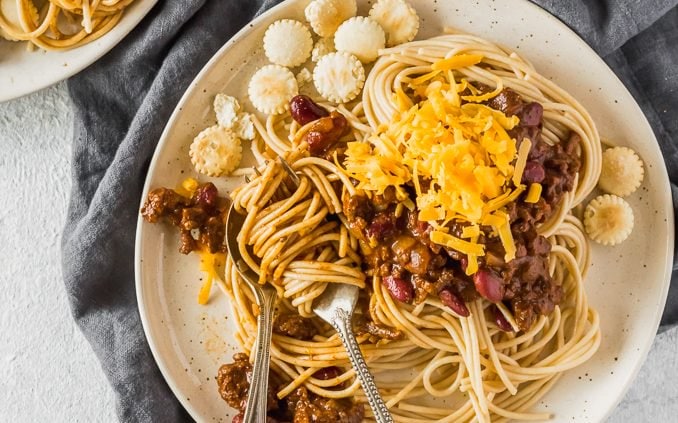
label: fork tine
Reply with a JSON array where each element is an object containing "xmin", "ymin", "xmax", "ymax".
[{"xmin": 279, "ymin": 157, "xmax": 301, "ymax": 187}]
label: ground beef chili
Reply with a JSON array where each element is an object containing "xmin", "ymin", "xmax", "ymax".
[
  {"xmin": 343, "ymin": 194, "xmax": 474, "ymax": 316},
  {"xmin": 217, "ymin": 353, "xmax": 253, "ymax": 410},
  {"xmin": 342, "ymin": 88, "xmax": 580, "ymax": 332},
  {"xmin": 140, "ymin": 182, "xmax": 228, "ymax": 254},
  {"xmin": 354, "ymin": 311, "xmax": 403, "ymax": 340},
  {"xmin": 217, "ymin": 354, "xmax": 364, "ymax": 423},
  {"xmin": 284, "ymin": 386, "xmax": 364, "ymax": 423},
  {"xmin": 273, "ymin": 314, "xmax": 318, "ymax": 340}
]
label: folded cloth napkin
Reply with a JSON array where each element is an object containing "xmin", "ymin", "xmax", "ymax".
[{"xmin": 61, "ymin": 0, "xmax": 678, "ymax": 421}]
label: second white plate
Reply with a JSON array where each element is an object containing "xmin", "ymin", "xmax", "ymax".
[{"xmin": 0, "ymin": 0, "xmax": 158, "ymax": 102}]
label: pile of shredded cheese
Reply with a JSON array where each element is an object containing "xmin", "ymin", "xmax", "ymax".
[{"xmin": 343, "ymin": 54, "xmax": 535, "ymax": 274}]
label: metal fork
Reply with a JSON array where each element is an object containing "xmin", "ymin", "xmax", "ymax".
[
  {"xmin": 313, "ymin": 283, "xmax": 394, "ymax": 423},
  {"xmin": 280, "ymin": 157, "xmax": 394, "ymax": 422},
  {"xmin": 225, "ymin": 206, "xmax": 277, "ymax": 423}
]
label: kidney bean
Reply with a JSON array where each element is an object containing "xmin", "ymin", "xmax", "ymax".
[
  {"xmin": 306, "ymin": 111, "xmax": 349, "ymax": 157},
  {"xmin": 382, "ymin": 275, "xmax": 414, "ymax": 304},
  {"xmin": 313, "ymin": 366, "xmax": 342, "ymax": 380},
  {"xmin": 518, "ymin": 102, "xmax": 543, "ymax": 127},
  {"xmin": 521, "ymin": 161, "xmax": 545, "ymax": 184},
  {"xmin": 193, "ymin": 182, "xmax": 218, "ymax": 209},
  {"xmin": 290, "ymin": 95, "xmax": 329, "ymax": 125},
  {"xmin": 366, "ymin": 212, "xmax": 396, "ymax": 241},
  {"xmin": 307, "ymin": 132, "xmax": 329, "ymax": 156},
  {"xmin": 473, "ymin": 268, "xmax": 504, "ymax": 303},
  {"xmin": 439, "ymin": 288, "xmax": 470, "ymax": 317},
  {"xmin": 493, "ymin": 305, "xmax": 514, "ymax": 332},
  {"xmin": 232, "ymin": 414, "xmax": 243, "ymax": 423}
]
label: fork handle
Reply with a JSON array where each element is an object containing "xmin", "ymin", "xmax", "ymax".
[
  {"xmin": 243, "ymin": 285, "xmax": 277, "ymax": 423},
  {"xmin": 331, "ymin": 309, "xmax": 394, "ymax": 423}
]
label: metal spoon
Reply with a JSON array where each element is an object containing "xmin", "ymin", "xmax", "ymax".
[
  {"xmin": 312, "ymin": 282, "xmax": 394, "ymax": 423},
  {"xmin": 225, "ymin": 206, "xmax": 277, "ymax": 423}
]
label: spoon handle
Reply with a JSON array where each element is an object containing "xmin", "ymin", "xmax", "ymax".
[
  {"xmin": 243, "ymin": 284, "xmax": 277, "ymax": 423},
  {"xmin": 331, "ymin": 309, "xmax": 394, "ymax": 423}
]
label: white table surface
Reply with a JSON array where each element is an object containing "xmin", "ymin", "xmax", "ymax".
[{"xmin": 0, "ymin": 83, "xmax": 676, "ymax": 422}]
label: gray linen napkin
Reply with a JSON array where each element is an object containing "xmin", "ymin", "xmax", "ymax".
[{"xmin": 61, "ymin": 1, "xmax": 678, "ymax": 421}]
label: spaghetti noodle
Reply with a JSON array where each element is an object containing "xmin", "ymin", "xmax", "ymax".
[{"xmin": 0, "ymin": 0, "xmax": 135, "ymax": 51}]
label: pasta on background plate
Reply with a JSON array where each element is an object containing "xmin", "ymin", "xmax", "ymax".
[{"xmin": 0, "ymin": 0, "xmax": 136, "ymax": 51}]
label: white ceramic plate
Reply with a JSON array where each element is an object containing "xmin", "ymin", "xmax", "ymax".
[
  {"xmin": 0, "ymin": 0, "xmax": 157, "ymax": 102},
  {"xmin": 135, "ymin": 0, "xmax": 674, "ymax": 421}
]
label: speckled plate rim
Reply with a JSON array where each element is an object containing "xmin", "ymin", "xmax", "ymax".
[
  {"xmin": 0, "ymin": 0, "xmax": 158, "ymax": 102},
  {"xmin": 135, "ymin": 0, "xmax": 675, "ymax": 421}
]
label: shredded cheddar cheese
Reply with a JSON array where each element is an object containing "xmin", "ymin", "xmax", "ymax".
[
  {"xmin": 461, "ymin": 225, "xmax": 480, "ymax": 239},
  {"xmin": 483, "ymin": 185, "xmax": 526, "ymax": 214},
  {"xmin": 430, "ymin": 231, "xmax": 485, "ymax": 256},
  {"xmin": 481, "ymin": 213, "xmax": 505, "ymax": 228},
  {"xmin": 525, "ymin": 183, "xmax": 542, "ymax": 203},
  {"xmin": 394, "ymin": 87, "xmax": 414, "ymax": 111},
  {"xmin": 466, "ymin": 252, "xmax": 479, "ymax": 275},
  {"xmin": 343, "ymin": 54, "xmax": 533, "ymax": 273},
  {"xmin": 494, "ymin": 211, "xmax": 516, "ymax": 262},
  {"xmin": 197, "ymin": 250, "xmax": 225, "ymax": 305},
  {"xmin": 512, "ymin": 138, "xmax": 532, "ymax": 186},
  {"xmin": 176, "ymin": 177, "xmax": 199, "ymax": 197},
  {"xmin": 431, "ymin": 54, "xmax": 483, "ymax": 71}
]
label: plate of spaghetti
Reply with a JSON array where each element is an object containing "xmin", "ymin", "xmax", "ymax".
[
  {"xmin": 0, "ymin": 0, "xmax": 156, "ymax": 102},
  {"xmin": 135, "ymin": 0, "xmax": 674, "ymax": 422}
]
